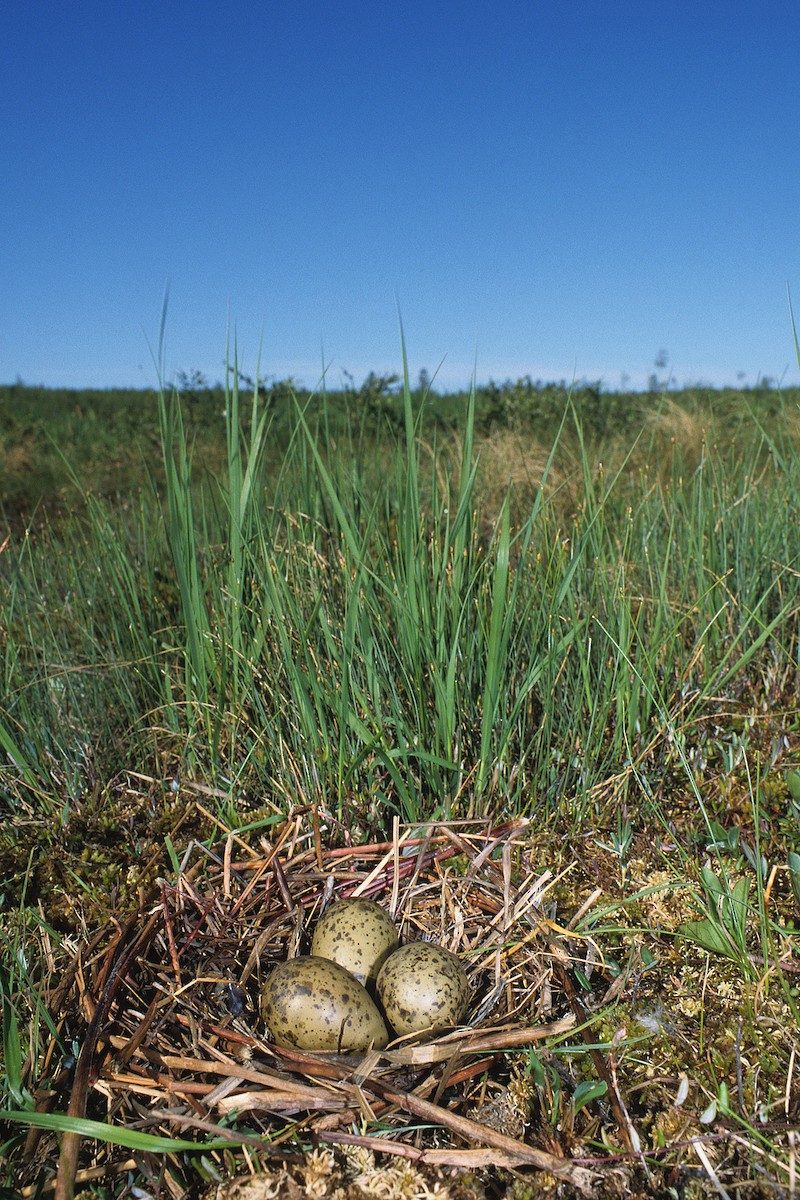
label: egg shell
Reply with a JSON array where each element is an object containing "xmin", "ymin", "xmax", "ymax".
[
  {"xmin": 376, "ymin": 942, "xmax": 470, "ymax": 1038},
  {"xmin": 311, "ymin": 898, "xmax": 399, "ymax": 986},
  {"xmin": 262, "ymin": 956, "xmax": 389, "ymax": 1051}
]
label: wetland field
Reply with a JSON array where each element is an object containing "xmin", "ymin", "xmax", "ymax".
[{"xmin": 3, "ymin": 369, "xmax": 800, "ymax": 1198}]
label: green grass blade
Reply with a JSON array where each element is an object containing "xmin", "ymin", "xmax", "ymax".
[
  {"xmin": 788, "ymin": 283, "xmax": 800, "ymax": 369},
  {"xmin": 0, "ymin": 966, "xmax": 26, "ymax": 1108},
  {"xmin": 478, "ymin": 500, "xmax": 510, "ymax": 792},
  {"xmin": 0, "ymin": 1107, "xmax": 239, "ymax": 1152}
]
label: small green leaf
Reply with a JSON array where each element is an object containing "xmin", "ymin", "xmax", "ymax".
[
  {"xmin": 679, "ymin": 918, "xmax": 739, "ymax": 960},
  {"xmin": 164, "ymin": 834, "xmax": 181, "ymax": 877},
  {"xmin": 572, "ymin": 1080, "xmax": 608, "ymax": 1116},
  {"xmin": 640, "ymin": 946, "xmax": 658, "ymax": 971},
  {"xmin": 727, "ymin": 876, "xmax": 750, "ymax": 941},
  {"xmin": 546, "ymin": 1065, "xmax": 561, "ymax": 1125},
  {"xmin": 706, "ymin": 820, "xmax": 738, "ymax": 851},
  {"xmin": 572, "ymin": 967, "xmax": 592, "ymax": 991},
  {"xmin": 700, "ymin": 866, "xmax": 726, "ymax": 902},
  {"xmin": 788, "ymin": 852, "xmax": 800, "ymax": 909},
  {"xmin": 787, "ymin": 770, "xmax": 800, "ymax": 803},
  {"xmin": 697, "ymin": 868, "xmax": 750, "ymax": 942},
  {"xmin": 526, "ymin": 1049, "xmax": 545, "ymax": 1089},
  {"xmin": 716, "ymin": 1081, "xmax": 731, "ymax": 1115}
]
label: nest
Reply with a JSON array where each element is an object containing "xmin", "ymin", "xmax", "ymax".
[{"xmin": 17, "ymin": 811, "xmax": 619, "ymax": 1199}]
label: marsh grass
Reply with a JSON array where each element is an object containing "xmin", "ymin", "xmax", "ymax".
[
  {"xmin": 3, "ymin": 354, "xmax": 800, "ymax": 1194},
  {"xmin": 3, "ymin": 364, "xmax": 800, "ymax": 828}
]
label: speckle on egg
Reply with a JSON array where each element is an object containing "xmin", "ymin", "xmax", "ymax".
[
  {"xmin": 262, "ymin": 956, "xmax": 389, "ymax": 1051},
  {"xmin": 311, "ymin": 897, "xmax": 399, "ymax": 986},
  {"xmin": 376, "ymin": 942, "xmax": 470, "ymax": 1038}
]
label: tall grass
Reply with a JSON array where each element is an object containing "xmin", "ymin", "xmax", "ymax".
[
  {"xmin": 1, "ymin": 361, "xmax": 799, "ymax": 832},
  {"xmin": 5, "ymin": 352, "xmax": 800, "ymax": 1198}
]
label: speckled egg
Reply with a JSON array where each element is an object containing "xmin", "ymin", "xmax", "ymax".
[
  {"xmin": 376, "ymin": 942, "xmax": 470, "ymax": 1038},
  {"xmin": 262, "ymin": 956, "xmax": 389, "ymax": 1052},
  {"xmin": 311, "ymin": 898, "xmax": 399, "ymax": 987}
]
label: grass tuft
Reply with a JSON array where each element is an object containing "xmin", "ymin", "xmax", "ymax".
[{"xmin": 3, "ymin": 347, "xmax": 800, "ymax": 1195}]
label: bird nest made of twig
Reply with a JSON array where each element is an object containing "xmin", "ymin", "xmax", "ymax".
[{"xmin": 17, "ymin": 811, "xmax": 615, "ymax": 1199}]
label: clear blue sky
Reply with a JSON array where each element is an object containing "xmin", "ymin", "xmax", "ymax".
[{"xmin": 3, "ymin": 1, "xmax": 799, "ymax": 392}]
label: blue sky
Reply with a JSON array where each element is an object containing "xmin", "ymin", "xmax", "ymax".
[{"xmin": 3, "ymin": 1, "xmax": 799, "ymax": 392}]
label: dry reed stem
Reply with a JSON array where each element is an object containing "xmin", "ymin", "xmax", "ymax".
[{"xmin": 30, "ymin": 810, "xmax": 616, "ymax": 1198}]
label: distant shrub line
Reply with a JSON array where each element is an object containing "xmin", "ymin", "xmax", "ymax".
[{"xmin": 1, "ymin": 377, "xmax": 797, "ymax": 524}]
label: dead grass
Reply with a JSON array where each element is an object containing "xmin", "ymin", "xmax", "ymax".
[
  {"xmin": 7, "ymin": 790, "xmax": 800, "ymax": 1199},
  {"xmin": 469, "ymin": 396, "xmax": 785, "ymax": 537}
]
